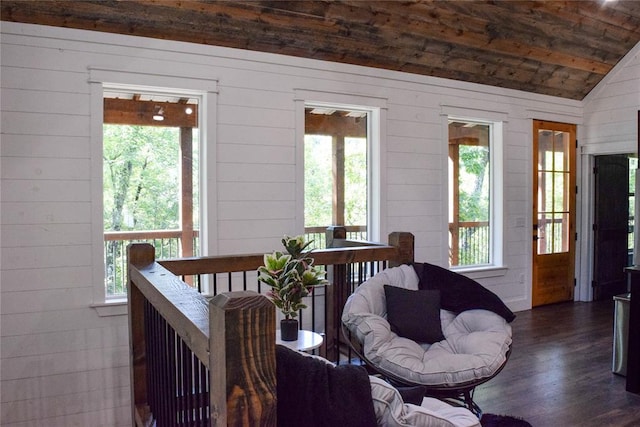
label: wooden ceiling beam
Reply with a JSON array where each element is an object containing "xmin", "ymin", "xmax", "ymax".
[
  {"xmin": 104, "ymin": 98, "xmax": 197, "ymax": 127},
  {"xmin": 305, "ymin": 111, "xmax": 367, "ymax": 137}
]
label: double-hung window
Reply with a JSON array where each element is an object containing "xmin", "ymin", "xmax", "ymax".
[
  {"xmin": 103, "ymin": 90, "xmax": 200, "ymax": 298},
  {"xmin": 448, "ymin": 118, "xmax": 502, "ymax": 268},
  {"xmin": 89, "ymin": 68, "xmax": 217, "ymax": 314},
  {"xmin": 303, "ymin": 105, "xmax": 375, "ymax": 247}
]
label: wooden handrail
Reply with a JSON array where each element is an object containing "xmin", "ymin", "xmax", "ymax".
[
  {"xmin": 129, "ymin": 253, "xmax": 210, "ymax": 363},
  {"xmin": 128, "ymin": 231, "xmax": 414, "ymax": 425},
  {"xmin": 159, "ymin": 231, "xmax": 414, "ymax": 276},
  {"xmin": 128, "ymin": 243, "xmax": 210, "ymax": 426},
  {"xmin": 158, "ymin": 247, "xmax": 396, "ymax": 276}
]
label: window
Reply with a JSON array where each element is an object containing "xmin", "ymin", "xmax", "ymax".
[
  {"xmin": 304, "ymin": 106, "xmax": 370, "ymax": 247},
  {"xmin": 103, "ymin": 90, "xmax": 200, "ymax": 298},
  {"xmin": 448, "ymin": 119, "xmax": 496, "ymax": 267},
  {"xmin": 89, "ymin": 69, "xmax": 217, "ymax": 312}
]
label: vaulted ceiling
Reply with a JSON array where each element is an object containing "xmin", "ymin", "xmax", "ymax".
[{"xmin": 2, "ymin": 0, "xmax": 640, "ymax": 100}]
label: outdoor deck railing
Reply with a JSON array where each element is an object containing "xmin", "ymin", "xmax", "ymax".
[
  {"xmin": 104, "ymin": 230, "xmax": 199, "ymax": 297},
  {"xmin": 449, "ymin": 221, "xmax": 489, "ymax": 266}
]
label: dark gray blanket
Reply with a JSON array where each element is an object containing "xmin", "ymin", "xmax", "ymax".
[
  {"xmin": 412, "ymin": 262, "xmax": 516, "ymax": 322},
  {"xmin": 276, "ymin": 345, "xmax": 377, "ymax": 427}
]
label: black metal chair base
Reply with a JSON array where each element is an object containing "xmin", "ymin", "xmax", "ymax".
[
  {"xmin": 435, "ymin": 388, "xmax": 482, "ymax": 418},
  {"xmin": 385, "ymin": 376, "xmax": 483, "ymax": 418}
]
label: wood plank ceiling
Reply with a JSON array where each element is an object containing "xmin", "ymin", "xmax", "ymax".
[{"xmin": 2, "ymin": 0, "xmax": 640, "ymax": 100}]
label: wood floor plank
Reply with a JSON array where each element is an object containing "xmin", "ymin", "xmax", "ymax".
[{"xmin": 474, "ymin": 300, "xmax": 640, "ymax": 426}]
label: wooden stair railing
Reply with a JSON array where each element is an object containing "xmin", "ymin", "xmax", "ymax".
[
  {"xmin": 127, "ymin": 231, "xmax": 414, "ymax": 425},
  {"xmin": 128, "ymin": 244, "xmax": 276, "ymax": 426},
  {"xmin": 158, "ymin": 231, "xmax": 414, "ymax": 362}
]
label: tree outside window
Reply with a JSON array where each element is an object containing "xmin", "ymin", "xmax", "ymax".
[
  {"xmin": 103, "ymin": 125, "xmax": 181, "ymax": 233},
  {"xmin": 449, "ymin": 120, "xmax": 491, "ymax": 267}
]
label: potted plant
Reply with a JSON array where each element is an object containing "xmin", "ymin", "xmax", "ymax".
[{"xmin": 258, "ymin": 235, "xmax": 328, "ymax": 341}]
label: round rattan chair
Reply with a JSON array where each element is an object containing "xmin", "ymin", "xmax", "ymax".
[{"xmin": 341, "ymin": 264, "xmax": 513, "ymax": 416}]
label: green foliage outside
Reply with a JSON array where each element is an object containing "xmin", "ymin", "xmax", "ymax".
[
  {"xmin": 304, "ymin": 135, "xmax": 368, "ymax": 230},
  {"xmin": 104, "ymin": 125, "xmax": 181, "ymax": 231},
  {"xmin": 103, "ymin": 124, "xmax": 199, "ymax": 297},
  {"xmin": 455, "ymin": 143, "xmax": 490, "ymax": 266},
  {"xmin": 458, "ymin": 144, "xmax": 489, "ymax": 223},
  {"xmin": 304, "ymin": 135, "xmax": 333, "ymax": 227},
  {"xmin": 344, "ymin": 137, "xmax": 368, "ymax": 225}
]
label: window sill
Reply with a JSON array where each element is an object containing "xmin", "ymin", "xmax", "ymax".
[
  {"xmin": 91, "ymin": 299, "xmax": 127, "ymax": 317},
  {"xmin": 451, "ymin": 265, "xmax": 508, "ymax": 280}
]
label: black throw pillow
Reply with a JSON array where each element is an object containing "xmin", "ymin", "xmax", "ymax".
[{"xmin": 383, "ymin": 285, "xmax": 445, "ymax": 344}]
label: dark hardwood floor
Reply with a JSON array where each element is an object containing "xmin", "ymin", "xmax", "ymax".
[{"xmin": 473, "ymin": 300, "xmax": 640, "ymax": 427}]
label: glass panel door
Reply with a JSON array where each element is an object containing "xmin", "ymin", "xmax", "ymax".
[
  {"xmin": 532, "ymin": 120, "xmax": 576, "ymax": 306},
  {"xmin": 537, "ymin": 129, "xmax": 571, "ymax": 255}
]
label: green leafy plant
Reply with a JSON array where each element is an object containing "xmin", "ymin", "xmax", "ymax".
[{"xmin": 258, "ymin": 235, "xmax": 329, "ymax": 319}]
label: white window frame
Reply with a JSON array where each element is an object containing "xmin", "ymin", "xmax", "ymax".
[
  {"xmin": 294, "ymin": 90, "xmax": 387, "ymax": 242},
  {"xmin": 442, "ymin": 106, "xmax": 506, "ymax": 276},
  {"xmin": 89, "ymin": 67, "xmax": 218, "ymax": 315}
]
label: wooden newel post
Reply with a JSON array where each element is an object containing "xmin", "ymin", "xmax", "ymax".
[
  {"xmin": 209, "ymin": 291, "xmax": 277, "ymax": 426},
  {"xmin": 127, "ymin": 243, "xmax": 156, "ymax": 426},
  {"xmin": 326, "ymin": 225, "xmax": 347, "ymax": 248},
  {"xmin": 388, "ymin": 232, "xmax": 415, "ymax": 266}
]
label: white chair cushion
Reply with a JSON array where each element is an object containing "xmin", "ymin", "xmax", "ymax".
[
  {"xmin": 369, "ymin": 375, "xmax": 480, "ymax": 427},
  {"xmin": 342, "ymin": 264, "xmax": 513, "ymax": 387}
]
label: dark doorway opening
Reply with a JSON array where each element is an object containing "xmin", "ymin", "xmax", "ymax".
[{"xmin": 592, "ymin": 154, "xmax": 636, "ymax": 301}]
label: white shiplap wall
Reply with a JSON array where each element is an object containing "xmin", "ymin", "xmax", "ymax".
[
  {"xmin": 0, "ymin": 22, "xmax": 591, "ymax": 425},
  {"xmin": 582, "ymin": 42, "xmax": 640, "ymax": 154}
]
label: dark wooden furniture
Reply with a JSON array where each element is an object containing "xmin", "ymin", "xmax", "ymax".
[{"xmin": 625, "ymin": 266, "xmax": 640, "ymax": 393}]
